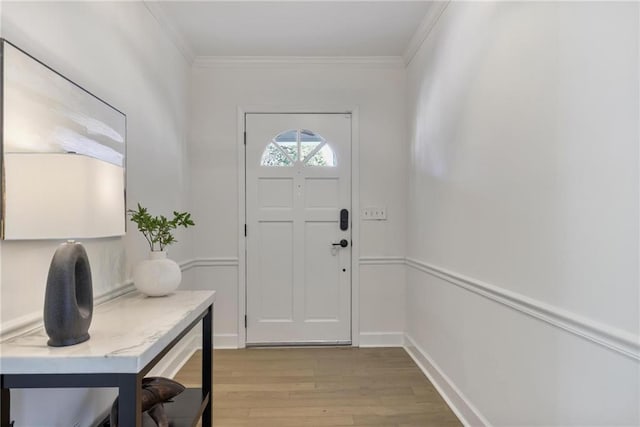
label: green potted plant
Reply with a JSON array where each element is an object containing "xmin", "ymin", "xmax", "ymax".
[{"xmin": 128, "ymin": 203, "xmax": 195, "ymax": 296}]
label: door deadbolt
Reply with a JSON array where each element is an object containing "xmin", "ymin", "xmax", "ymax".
[{"xmin": 340, "ymin": 209, "xmax": 349, "ymax": 231}]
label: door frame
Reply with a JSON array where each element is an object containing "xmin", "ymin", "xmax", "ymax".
[{"xmin": 237, "ymin": 105, "xmax": 360, "ymax": 348}]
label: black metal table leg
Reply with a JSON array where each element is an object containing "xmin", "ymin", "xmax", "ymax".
[
  {"xmin": 202, "ymin": 304, "xmax": 213, "ymax": 427},
  {"xmin": 1, "ymin": 376, "xmax": 11, "ymax": 427},
  {"xmin": 118, "ymin": 374, "xmax": 142, "ymax": 426}
]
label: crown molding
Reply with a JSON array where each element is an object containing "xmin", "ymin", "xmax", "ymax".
[
  {"xmin": 403, "ymin": 0, "xmax": 450, "ymax": 66},
  {"xmin": 193, "ymin": 56, "xmax": 406, "ymax": 69},
  {"xmin": 144, "ymin": 1, "xmax": 447, "ymax": 68},
  {"xmin": 143, "ymin": 0, "xmax": 196, "ymax": 65}
]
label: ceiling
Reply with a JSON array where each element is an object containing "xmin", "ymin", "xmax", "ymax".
[{"xmin": 146, "ymin": 1, "xmax": 433, "ymax": 59}]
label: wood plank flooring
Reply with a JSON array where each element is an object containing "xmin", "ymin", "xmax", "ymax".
[{"xmin": 174, "ymin": 347, "xmax": 462, "ymax": 427}]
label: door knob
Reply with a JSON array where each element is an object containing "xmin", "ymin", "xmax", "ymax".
[{"xmin": 332, "ymin": 239, "xmax": 349, "ymax": 248}]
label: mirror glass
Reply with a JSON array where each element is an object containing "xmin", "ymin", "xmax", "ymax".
[{"xmin": 1, "ymin": 40, "xmax": 126, "ymax": 240}]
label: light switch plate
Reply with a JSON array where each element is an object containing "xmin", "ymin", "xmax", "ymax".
[{"xmin": 362, "ymin": 207, "xmax": 387, "ymax": 220}]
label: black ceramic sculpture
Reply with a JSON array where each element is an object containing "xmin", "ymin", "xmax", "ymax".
[
  {"xmin": 110, "ymin": 377, "xmax": 186, "ymax": 427},
  {"xmin": 43, "ymin": 241, "xmax": 93, "ymax": 347}
]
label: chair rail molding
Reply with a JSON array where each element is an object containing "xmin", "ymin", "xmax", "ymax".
[
  {"xmin": 406, "ymin": 257, "xmax": 640, "ymax": 361},
  {"xmin": 179, "ymin": 257, "xmax": 240, "ymax": 272},
  {"xmin": 173, "ymin": 256, "xmax": 640, "ymax": 360},
  {"xmin": 0, "ymin": 256, "xmax": 216, "ymax": 340},
  {"xmin": 0, "ymin": 281, "xmax": 135, "ymax": 340},
  {"xmin": 359, "ymin": 256, "xmax": 406, "ymax": 265}
]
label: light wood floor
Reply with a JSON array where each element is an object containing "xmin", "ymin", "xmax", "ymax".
[{"xmin": 174, "ymin": 347, "xmax": 461, "ymax": 427}]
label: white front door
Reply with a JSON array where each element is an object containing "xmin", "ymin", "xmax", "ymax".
[{"xmin": 245, "ymin": 113, "xmax": 352, "ymax": 345}]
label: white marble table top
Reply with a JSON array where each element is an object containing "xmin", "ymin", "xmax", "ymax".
[{"xmin": 0, "ymin": 290, "xmax": 215, "ymax": 374}]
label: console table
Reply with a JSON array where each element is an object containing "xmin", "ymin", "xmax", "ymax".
[{"xmin": 0, "ymin": 290, "xmax": 215, "ymax": 427}]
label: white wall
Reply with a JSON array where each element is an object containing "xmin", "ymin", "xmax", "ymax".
[
  {"xmin": 0, "ymin": 2, "xmax": 191, "ymax": 425},
  {"xmin": 406, "ymin": 2, "xmax": 639, "ymax": 426},
  {"xmin": 188, "ymin": 62, "xmax": 407, "ymax": 346},
  {"xmin": 4, "ymin": 1, "xmax": 637, "ymax": 425}
]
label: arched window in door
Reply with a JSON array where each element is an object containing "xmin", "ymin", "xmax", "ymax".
[{"xmin": 260, "ymin": 129, "xmax": 336, "ymax": 167}]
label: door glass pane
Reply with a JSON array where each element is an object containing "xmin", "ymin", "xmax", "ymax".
[
  {"xmin": 274, "ymin": 130, "xmax": 297, "ymax": 143},
  {"xmin": 274, "ymin": 130, "xmax": 298, "ymax": 162},
  {"xmin": 277, "ymin": 140, "xmax": 298, "ymax": 162},
  {"xmin": 305, "ymin": 143, "xmax": 336, "ymax": 167},
  {"xmin": 300, "ymin": 129, "xmax": 322, "ymax": 142},
  {"xmin": 262, "ymin": 128, "xmax": 336, "ymax": 167},
  {"xmin": 300, "ymin": 140, "xmax": 320, "ymax": 160},
  {"xmin": 300, "ymin": 129, "xmax": 323, "ymax": 161},
  {"xmin": 261, "ymin": 142, "xmax": 293, "ymax": 166}
]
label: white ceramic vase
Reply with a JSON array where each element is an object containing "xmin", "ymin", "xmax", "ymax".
[{"xmin": 133, "ymin": 251, "xmax": 181, "ymax": 297}]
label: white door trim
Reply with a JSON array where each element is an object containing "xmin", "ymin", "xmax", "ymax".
[{"xmin": 237, "ymin": 105, "xmax": 360, "ymax": 348}]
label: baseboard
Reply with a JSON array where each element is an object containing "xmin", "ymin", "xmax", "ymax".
[
  {"xmin": 404, "ymin": 334, "xmax": 490, "ymax": 427},
  {"xmin": 148, "ymin": 330, "xmax": 200, "ymax": 379},
  {"xmin": 144, "ymin": 333, "xmax": 238, "ymax": 381},
  {"xmin": 359, "ymin": 332, "xmax": 404, "ymax": 347},
  {"xmin": 215, "ymin": 333, "xmax": 239, "ymax": 349}
]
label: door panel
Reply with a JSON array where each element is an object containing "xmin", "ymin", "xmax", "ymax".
[
  {"xmin": 304, "ymin": 221, "xmax": 341, "ymax": 321},
  {"xmin": 259, "ymin": 178, "xmax": 293, "ymax": 208},
  {"xmin": 258, "ymin": 221, "xmax": 294, "ymax": 321},
  {"xmin": 246, "ymin": 113, "xmax": 351, "ymax": 344},
  {"xmin": 305, "ymin": 178, "xmax": 339, "ymax": 208}
]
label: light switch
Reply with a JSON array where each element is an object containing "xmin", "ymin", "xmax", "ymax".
[{"xmin": 362, "ymin": 207, "xmax": 387, "ymax": 220}]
